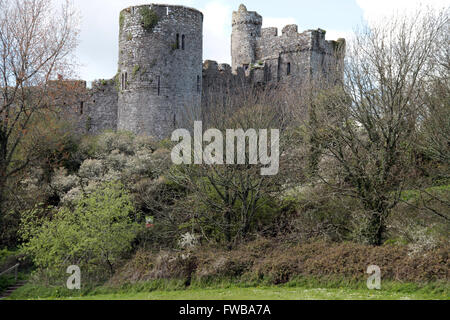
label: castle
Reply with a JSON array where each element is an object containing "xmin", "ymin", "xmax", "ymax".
[{"xmin": 65, "ymin": 4, "xmax": 345, "ymax": 139}]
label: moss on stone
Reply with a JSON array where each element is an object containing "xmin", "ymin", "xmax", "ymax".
[
  {"xmin": 140, "ymin": 7, "xmax": 158, "ymax": 32},
  {"xmin": 119, "ymin": 12, "xmax": 125, "ymax": 31},
  {"xmin": 114, "ymin": 72, "xmax": 121, "ymax": 92},
  {"xmin": 132, "ymin": 65, "xmax": 140, "ymax": 78}
]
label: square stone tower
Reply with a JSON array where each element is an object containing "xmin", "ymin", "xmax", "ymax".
[{"xmin": 231, "ymin": 4, "xmax": 346, "ymax": 85}]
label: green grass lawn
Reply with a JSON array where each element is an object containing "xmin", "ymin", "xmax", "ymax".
[{"xmin": 7, "ymin": 285, "xmax": 449, "ymax": 300}]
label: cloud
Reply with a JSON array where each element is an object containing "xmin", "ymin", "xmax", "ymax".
[{"xmin": 356, "ymin": 0, "xmax": 449, "ymax": 24}]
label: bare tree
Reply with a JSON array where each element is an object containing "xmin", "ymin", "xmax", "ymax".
[
  {"xmin": 0, "ymin": 0, "xmax": 79, "ymax": 233},
  {"xmin": 170, "ymin": 86, "xmax": 297, "ymax": 249},
  {"xmin": 306, "ymin": 8, "xmax": 449, "ymax": 245},
  {"xmin": 418, "ymin": 17, "xmax": 450, "ymax": 165}
]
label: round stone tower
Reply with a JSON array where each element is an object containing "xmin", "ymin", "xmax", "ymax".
[
  {"xmin": 117, "ymin": 4, "xmax": 203, "ymax": 139},
  {"xmin": 231, "ymin": 4, "xmax": 262, "ymax": 74}
]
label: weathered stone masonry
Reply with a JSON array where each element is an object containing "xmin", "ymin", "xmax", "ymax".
[
  {"xmin": 117, "ymin": 4, "xmax": 203, "ymax": 139},
  {"xmin": 64, "ymin": 3, "xmax": 345, "ymax": 140}
]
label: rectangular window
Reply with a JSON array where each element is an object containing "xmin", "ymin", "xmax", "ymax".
[
  {"xmin": 287, "ymin": 62, "xmax": 291, "ymax": 75},
  {"xmin": 176, "ymin": 34, "xmax": 180, "ymax": 49},
  {"xmin": 197, "ymin": 75, "xmax": 200, "ymax": 93},
  {"xmin": 157, "ymin": 75, "xmax": 161, "ymax": 96},
  {"xmin": 182, "ymin": 35, "xmax": 185, "ymax": 50},
  {"xmin": 80, "ymin": 101, "xmax": 84, "ymax": 115}
]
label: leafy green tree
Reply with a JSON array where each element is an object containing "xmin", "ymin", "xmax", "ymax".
[{"xmin": 20, "ymin": 181, "xmax": 140, "ymax": 280}]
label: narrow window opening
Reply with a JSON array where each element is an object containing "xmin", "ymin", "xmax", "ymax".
[
  {"xmin": 157, "ymin": 75, "xmax": 161, "ymax": 96},
  {"xmin": 176, "ymin": 34, "xmax": 180, "ymax": 49},
  {"xmin": 124, "ymin": 72, "xmax": 128, "ymax": 89},
  {"xmin": 243, "ymin": 64, "xmax": 249, "ymax": 71},
  {"xmin": 80, "ymin": 101, "xmax": 84, "ymax": 115},
  {"xmin": 121, "ymin": 73, "xmax": 124, "ymax": 90},
  {"xmin": 182, "ymin": 35, "xmax": 185, "ymax": 50},
  {"xmin": 287, "ymin": 63, "xmax": 291, "ymax": 75},
  {"xmin": 197, "ymin": 75, "xmax": 200, "ymax": 93}
]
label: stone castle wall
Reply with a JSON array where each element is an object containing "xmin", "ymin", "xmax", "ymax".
[
  {"xmin": 59, "ymin": 3, "xmax": 345, "ymax": 139},
  {"xmin": 231, "ymin": 4, "xmax": 262, "ymax": 73},
  {"xmin": 117, "ymin": 4, "xmax": 203, "ymax": 139},
  {"xmin": 231, "ymin": 5, "xmax": 345, "ymax": 86},
  {"xmin": 85, "ymin": 80, "xmax": 118, "ymax": 135}
]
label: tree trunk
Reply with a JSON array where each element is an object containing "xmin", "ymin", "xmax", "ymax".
[
  {"xmin": 365, "ymin": 211, "xmax": 384, "ymax": 246},
  {"xmin": 0, "ymin": 176, "xmax": 5, "ymax": 240},
  {"xmin": 225, "ymin": 209, "xmax": 232, "ymax": 250}
]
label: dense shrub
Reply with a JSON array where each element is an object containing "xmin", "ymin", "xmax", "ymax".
[
  {"xmin": 20, "ymin": 181, "xmax": 140, "ymax": 282},
  {"xmin": 111, "ymin": 239, "xmax": 449, "ymax": 285},
  {"xmin": 276, "ymin": 185, "xmax": 356, "ymax": 242}
]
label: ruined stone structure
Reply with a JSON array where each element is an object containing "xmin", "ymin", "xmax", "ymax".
[
  {"xmin": 64, "ymin": 3, "xmax": 345, "ymax": 139},
  {"xmin": 117, "ymin": 4, "xmax": 203, "ymax": 138},
  {"xmin": 231, "ymin": 4, "xmax": 345, "ymax": 85}
]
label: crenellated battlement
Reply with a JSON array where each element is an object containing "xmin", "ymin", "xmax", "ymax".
[
  {"xmin": 232, "ymin": 4, "xmax": 262, "ymax": 26},
  {"xmin": 231, "ymin": 4, "xmax": 346, "ymax": 84},
  {"xmin": 64, "ymin": 3, "xmax": 346, "ymax": 139}
]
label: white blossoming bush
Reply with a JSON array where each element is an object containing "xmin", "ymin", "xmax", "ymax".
[
  {"xmin": 178, "ymin": 232, "xmax": 198, "ymax": 249},
  {"xmin": 407, "ymin": 225, "xmax": 439, "ymax": 256},
  {"xmin": 133, "ymin": 135, "xmax": 158, "ymax": 152},
  {"xmin": 61, "ymin": 186, "xmax": 83, "ymax": 205},
  {"xmin": 103, "ymin": 169, "xmax": 122, "ymax": 182},
  {"xmin": 96, "ymin": 131, "xmax": 135, "ymax": 156},
  {"xmin": 50, "ymin": 168, "xmax": 79, "ymax": 197},
  {"xmin": 44, "ymin": 131, "xmax": 172, "ymax": 208},
  {"xmin": 78, "ymin": 159, "xmax": 105, "ymax": 180},
  {"xmin": 124, "ymin": 149, "xmax": 154, "ymax": 177},
  {"xmin": 105, "ymin": 149, "xmax": 128, "ymax": 171},
  {"xmin": 20, "ymin": 168, "xmax": 53, "ymax": 201}
]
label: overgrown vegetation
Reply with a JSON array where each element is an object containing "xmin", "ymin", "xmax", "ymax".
[
  {"xmin": 20, "ymin": 181, "xmax": 140, "ymax": 281},
  {"xmin": 110, "ymin": 239, "xmax": 449, "ymax": 286},
  {"xmin": 0, "ymin": 2, "xmax": 448, "ymax": 299},
  {"xmin": 132, "ymin": 65, "xmax": 140, "ymax": 79},
  {"xmin": 140, "ymin": 7, "xmax": 158, "ymax": 32}
]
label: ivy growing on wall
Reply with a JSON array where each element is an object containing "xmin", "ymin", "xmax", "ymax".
[
  {"xmin": 140, "ymin": 7, "xmax": 158, "ymax": 32},
  {"xmin": 132, "ymin": 65, "xmax": 140, "ymax": 79}
]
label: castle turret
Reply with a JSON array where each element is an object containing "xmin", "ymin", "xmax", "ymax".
[
  {"xmin": 117, "ymin": 4, "xmax": 203, "ymax": 139},
  {"xmin": 231, "ymin": 4, "xmax": 262, "ymax": 74}
]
